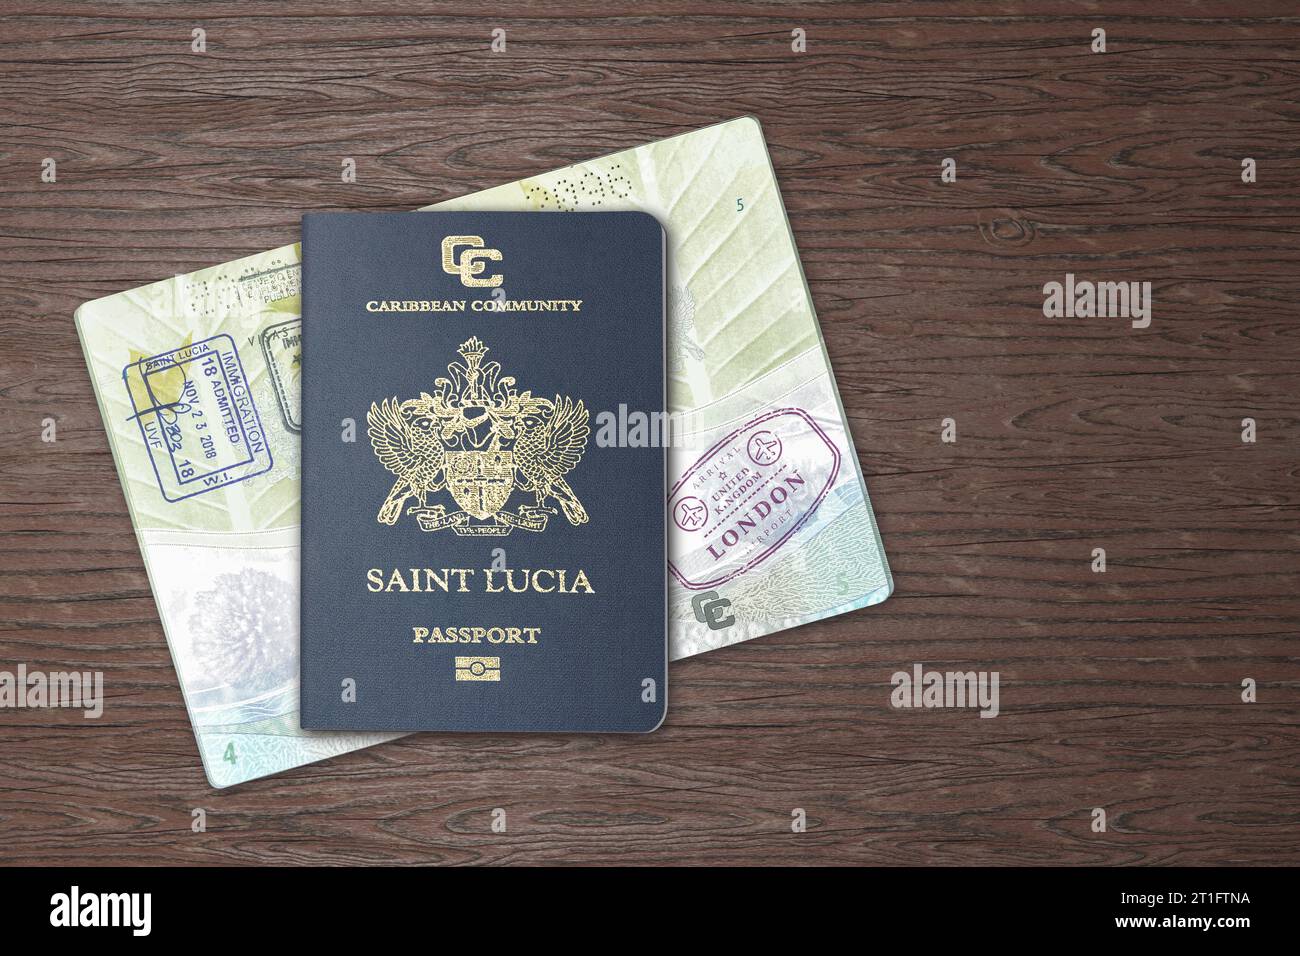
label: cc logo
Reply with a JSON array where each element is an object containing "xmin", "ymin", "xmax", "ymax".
[
  {"xmin": 441, "ymin": 235, "xmax": 504, "ymax": 287},
  {"xmin": 691, "ymin": 590, "xmax": 735, "ymax": 630}
]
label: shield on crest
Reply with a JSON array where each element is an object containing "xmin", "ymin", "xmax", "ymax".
[{"xmin": 445, "ymin": 450, "xmax": 515, "ymax": 519}]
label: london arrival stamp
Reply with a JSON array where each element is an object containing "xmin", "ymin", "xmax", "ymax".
[
  {"xmin": 122, "ymin": 333, "xmax": 273, "ymax": 502},
  {"xmin": 668, "ymin": 407, "xmax": 840, "ymax": 590}
]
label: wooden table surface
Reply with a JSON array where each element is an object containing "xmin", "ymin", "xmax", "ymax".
[{"xmin": 1, "ymin": 2, "xmax": 1297, "ymax": 866}]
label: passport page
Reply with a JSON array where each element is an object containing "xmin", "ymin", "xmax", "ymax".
[
  {"xmin": 431, "ymin": 117, "xmax": 893, "ymax": 658},
  {"xmin": 75, "ymin": 247, "xmax": 397, "ymax": 787}
]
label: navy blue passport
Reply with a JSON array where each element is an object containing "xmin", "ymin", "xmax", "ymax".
[{"xmin": 300, "ymin": 212, "xmax": 666, "ymax": 732}]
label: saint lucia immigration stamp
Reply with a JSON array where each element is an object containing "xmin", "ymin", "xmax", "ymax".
[{"xmin": 122, "ymin": 333, "xmax": 273, "ymax": 502}]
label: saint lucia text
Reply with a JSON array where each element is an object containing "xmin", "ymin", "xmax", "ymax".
[{"xmin": 366, "ymin": 567, "xmax": 594, "ymax": 594}]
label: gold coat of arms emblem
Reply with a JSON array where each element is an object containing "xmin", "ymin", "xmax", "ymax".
[{"xmin": 367, "ymin": 337, "xmax": 590, "ymax": 535}]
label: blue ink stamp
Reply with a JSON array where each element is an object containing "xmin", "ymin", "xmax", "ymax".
[{"xmin": 122, "ymin": 333, "xmax": 273, "ymax": 502}]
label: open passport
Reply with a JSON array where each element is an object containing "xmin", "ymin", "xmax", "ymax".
[{"xmin": 73, "ymin": 116, "xmax": 893, "ymax": 786}]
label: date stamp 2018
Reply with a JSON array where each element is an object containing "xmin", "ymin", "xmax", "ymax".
[{"xmin": 122, "ymin": 333, "xmax": 273, "ymax": 502}]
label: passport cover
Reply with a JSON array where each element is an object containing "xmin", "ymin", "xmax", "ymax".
[{"xmin": 299, "ymin": 211, "xmax": 667, "ymax": 732}]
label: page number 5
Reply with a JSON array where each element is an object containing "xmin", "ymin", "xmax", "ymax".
[{"xmin": 736, "ymin": 197, "xmax": 744, "ymax": 212}]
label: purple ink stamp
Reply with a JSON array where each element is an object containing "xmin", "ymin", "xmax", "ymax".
[{"xmin": 668, "ymin": 407, "xmax": 840, "ymax": 590}]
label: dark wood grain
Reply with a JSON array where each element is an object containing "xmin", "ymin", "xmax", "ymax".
[{"xmin": 1, "ymin": 1, "xmax": 1297, "ymax": 866}]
